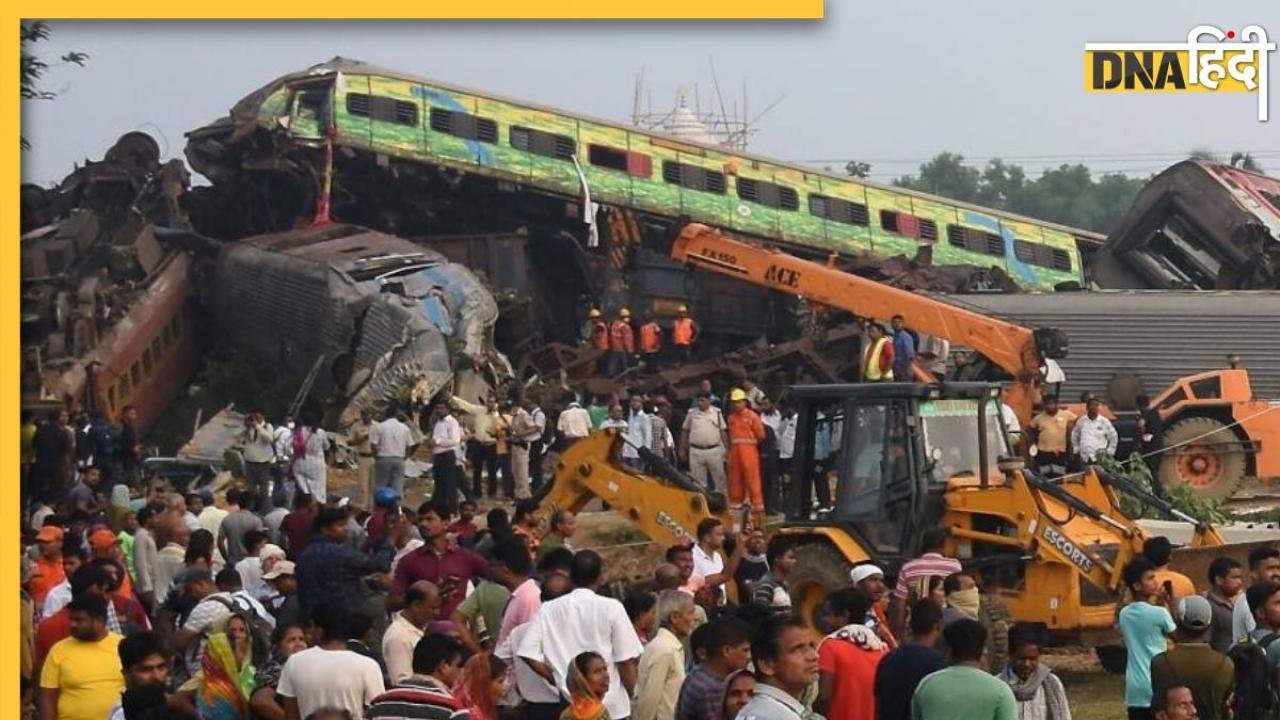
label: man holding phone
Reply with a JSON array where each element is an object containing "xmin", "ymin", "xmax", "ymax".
[{"xmin": 391, "ymin": 499, "xmax": 489, "ymax": 623}]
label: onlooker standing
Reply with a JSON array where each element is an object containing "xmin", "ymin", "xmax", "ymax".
[
  {"xmin": 674, "ymin": 617, "xmax": 752, "ymax": 720},
  {"xmin": 890, "ymin": 527, "xmax": 962, "ymax": 638},
  {"xmin": 862, "ymin": 322, "xmax": 894, "ymax": 382},
  {"xmin": 680, "ymin": 393, "xmax": 728, "ymax": 496},
  {"xmin": 890, "ymin": 315, "xmax": 916, "ymax": 381},
  {"xmin": 1119, "ymin": 558, "xmax": 1178, "ymax": 720},
  {"xmin": 1152, "ymin": 686, "xmax": 1199, "ymax": 720},
  {"xmin": 427, "ymin": 402, "xmax": 465, "ymax": 514},
  {"xmin": 817, "ymin": 588, "xmax": 889, "ymax": 720},
  {"xmin": 1203, "ymin": 557, "xmax": 1244, "ymax": 653},
  {"xmin": 556, "ymin": 396, "xmax": 592, "ymax": 445},
  {"xmin": 1070, "ymin": 398, "xmax": 1117, "ymax": 464},
  {"xmin": 1028, "ymin": 396, "xmax": 1076, "ymax": 479},
  {"xmin": 39, "ymin": 594, "xmax": 124, "ymax": 720},
  {"xmin": 671, "ymin": 305, "xmax": 698, "ymax": 363},
  {"xmin": 131, "ymin": 506, "xmax": 161, "ymax": 613},
  {"xmin": 367, "ymin": 633, "xmax": 467, "ymax": 717},
  {"xmin": 851, "ymin": 565, "xmax": 898, "ymax": 651},
  {"xmin": 348, "ymin": 409, "xmax": 377, "ymax": 504},
  {"xmin": 735, "ymin": 616, "xmax": 820, "ymax": 720},
  {"xmin": 241, "ymin": 413, "xmax": 277, "ymax": 513},
  {"xmin": 1150, "ymin": 596, "xmax": 1232, "ymax": 720},
  {"xmin": 734, "ymin": 530, "xmax": 770, "ymax": 603},
  {"xmin": 454, "ymin": 395, "xmax": 503, "ymax": 499},
  {"xmin": 1136, "ymin": 394, "xmax": 1165, "ymax": 495},
  {"xmin": 1145, "ymin": 537, "xmax": 1196, "ymax": 608},
  {"xmin": 517, "ymin": 550, "xmax": 644, "ymax": 720},
  {"xmin": 249, "ymin": 623, "xmax": 309, "ymax": 720},
  {"xmin": 371, "ymin": 408, "xmax": 414, "ymax": 497},
  {"xmin": 910, "ymin": 619, "xmax": 1017, "ymax": 720},
  {"xmin": 292, "ymin": 414, "xmax": 332, "ymax": 503},
  {"xmin": 997, "ymin": 625, "xmax": 1072, "ymax": 720},
  {"xmin": 538, "ymin": 510, "xmax": 577, "ymax": 561},
  {"xmin": 30, "ymin": 525, "xmax": 67, "ymax": 607},
  {"xmin": 750, "ymin": 536, "xmax": 796, "ymax": 615},
  {"xmin": 692, "ymin": 518, "xmax": 744, "ymax": 607},
  {"xmin": 381, "ymin": 581, "xmax": 440, "ymax": 686},
  {"xmin": 622, "ymin": 395, "xmax": 653, "ymax": 472},
  {"xmin": 295, "ymin": 507, "xmax": 387, "ymax": 616},
  {"xmin": 218, "ymin": 489, "xmax": 265, "ymax": 567},
  {"xmin": 632, "ymin": 590, "xmax": 695, "ymax": 720},
  {"xmin": 1232, "ymin": 546, "xmax": 1280, "ymax": 643},
  {"xmin": 875, "ymin": 599, "xmax": 946, "ymax": 720},
  {"xmin": 393, "ymin": 501, "xmax": 489, "ymax": 623},
  {"xmin": 1234, "ymin": 581, "xmax": 1280, "ymax": 720},
  {"xmin": 510, "ymin": 401, "xmax": 541, "ymax": 500},
  {"xmin": 277, "ymin": 602, "xmax": 385, "ymax": 720},
  {"xmin": 107, "ymin": 631, "xmax": 171, "ymax": 720}
]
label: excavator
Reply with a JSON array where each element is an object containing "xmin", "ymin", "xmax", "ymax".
[
  {"xmin": 532, "ymin": 221, "xmax": 1271, "ymax": 660},
  {"xmin": 670, "ymin": 222, "xmax": 1280, "ymax": 500}
]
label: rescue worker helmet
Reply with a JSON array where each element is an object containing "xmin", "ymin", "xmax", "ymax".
[
  {"xmin": 620, "ymin": 308, "xmax": 632, "ymax": 318},
  {"xmin": 588, "ymin": 308, "xmax": 602, "ymax": 319},
  {"xmin": 729, "ymin": 388, "xmax": 748, "ymax": 402},
  {"xmin": 677, "ymin": 305, "xmax": 689, "ymax": 314}
]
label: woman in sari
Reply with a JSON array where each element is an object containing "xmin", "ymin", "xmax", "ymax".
[
  {"xmin": 561, "ymin": 651, "xmax": 611, "ymax": 720},
  {"xmin": 250, "ymin": 623, "xmax": 309, "ymax": 720},
  {"xmin": 717, "ymin": 669, "xmax": 756, "ymax": 720},
  {"xmin": 452, "ymin": 652, "xmax": 507, "ymax": 720},
  {"xmin": 180, "ymin": 613, "xmax": 262, "ymax": 720}
]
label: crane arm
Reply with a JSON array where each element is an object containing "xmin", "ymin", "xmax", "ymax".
[{"xmin": 671, "ymin": 223, "xmax": 1053, "ymax": 426}]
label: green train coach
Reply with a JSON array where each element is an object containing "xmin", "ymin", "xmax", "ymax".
[{"xmin": 218, "ymin": 58, "xmax": 1103, "ymax": 291}]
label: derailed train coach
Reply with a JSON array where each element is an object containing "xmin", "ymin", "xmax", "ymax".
[
  {"xmin": 210, "ymin": 223, "xmax": 509, "ymax": 425},
  {"xmin": 1088, "ymin": 160, "xmax": 1280, "ymax": 290}
]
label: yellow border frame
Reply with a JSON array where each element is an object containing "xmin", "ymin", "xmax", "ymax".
[{"xmin": 6, "ymin": 3, "xmax": 823, "ymax": 705}]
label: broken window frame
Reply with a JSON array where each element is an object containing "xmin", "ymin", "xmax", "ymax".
[
  {"xmin": 587, "ymin": 144, "xmax": 652, "ymax": 178},
  {"xmin": 881, "ymin": 210, "xmax": 940, "ymax": 243}
]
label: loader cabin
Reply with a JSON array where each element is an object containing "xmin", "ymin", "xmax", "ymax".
[{"xmin": 786, "ymin": 382, "xmax": 1012, "ymax": 558}]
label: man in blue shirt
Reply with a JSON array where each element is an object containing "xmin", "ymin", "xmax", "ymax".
[
  {"xmin": 891, "ymin": 315, "xmax": 917, "ymax": 381},
  {"xmin": 1119, "ymin": 557, "xmax": 1177, "ymax": 720}
]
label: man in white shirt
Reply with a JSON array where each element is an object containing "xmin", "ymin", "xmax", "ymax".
[
  {"xmin": 623, "ymin": 395, "xmax": 653, "ymax": 471},
  {"xmin": 382, "ymin": 580, "xmax": 440, "ymax": 685},
  {"xmin": 691, "ymin": 518, "xmax": 744, "ymax": 607},
  {"xmin": 1070, "ymin": 397, "xmax": 1118, "ymax": 464},
  {"xmin": 427, "ymin": 402, "xmax": 464, "ymax": 513},
  {"xmin": 681, "ymin": 394, "xmax": 729, "ymax": 495},
  {"xmin": 279, "ymin": 601, "xmax": 385, "ymax": 720},
  {"xmin": 557, "ymin": 397, "xmax": 593, "ymax": 442},
  {"xmin": 371, "ymin": 408, "xmax": 415, "ymax": 496},
  {"xmin": 528, "ymin": 400, "xmax": 549, "ymax": 487},
  {"xmin": 1233, "ymin": 546, "xmax": 1280, "ymax": 642},
  {"xmin": 760, "ymin": 397, "xmax": 782, "ymax": 434},
  {"xmin": 518, "ymin": 550, "xmax": 644, "ymax": 720}
]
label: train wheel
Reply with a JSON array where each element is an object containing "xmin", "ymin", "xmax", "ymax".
[
  {"xmin": 1158, "ymin": 416, "xmax": 1246, "ymax": 500},
  {"xmin": 788, "ymin": 541, "xmax": 853, "ymax": 629}
]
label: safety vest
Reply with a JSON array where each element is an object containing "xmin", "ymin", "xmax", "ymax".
[
  {"xmin": 609, "ymin": 321, "xmax": 634, "ymax": 353},
  {"xmin": 673, "ymin": 317, "xmax": 696, "ymax": 345},
  {"xmin": 591, "ymin": 320, "xmax": 609, "ymax": 350},
  {"xmin": 639, "ymin": 322, "xmax": 662, "ymax": 353},
  {"xmin": 863, "ymin": 337, "xmax": 894, "ymax": 381}
]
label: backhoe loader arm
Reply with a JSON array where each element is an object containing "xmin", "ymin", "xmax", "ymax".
[
  {"xmin": 537, "ymin": 429, "xmax": 731, "ymax": 548},
  {"xmin": 670, "ymin": 223, "xmax": 1049, "ymax": 426}
]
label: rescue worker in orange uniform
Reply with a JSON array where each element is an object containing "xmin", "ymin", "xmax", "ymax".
[
  {"xmin": 638, "ymin": 313, "xmax": 663, "ymax": 370},
  {"xmin": 671, "ymin": 305, "xmax": 698, "ymax": 363},
  {"xmin": 862, "ymin": 321, "xmax": 895, "ymax": 382},
  {"xmin": 606, "ymin": 308, "xmax": 635, "ymax": 376},
  {"xmin": 583, "ymin": 308, "xmax": 609, "ymax": 373},
  {"xmin": 727, "ymin": 387, "xmax": 767, "ymax": 524}
]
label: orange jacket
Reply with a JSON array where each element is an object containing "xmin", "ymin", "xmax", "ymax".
[
  {"xmin": 728, "ymin": 408, "xmax": 766, "ymax": 445},
  {"xmin": 591, "ymin": 320, "xmax": 609, "ymax": 350},
  {"xmin": 639, "ymin": 322, "xmax": 662, "ymax": 353},
  {"xmin": 609, "ymin": 320, "xmax": 635, "ymax": 353},
  {"xmin": 673, "ymin": 317, "xmax": 697, "ymax": 345}
]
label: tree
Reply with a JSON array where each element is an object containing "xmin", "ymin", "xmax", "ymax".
[
  {"xmin": 894, "ymin": 152, "xmax": 981, "ymax": 202},
  {"xmin": 20, "ymin": 21, "xmax": 88, "ymax": 150}
]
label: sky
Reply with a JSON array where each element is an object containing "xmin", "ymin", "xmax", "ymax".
[{"xmin": 20, "ymin": 2, "xmax": 1280, "ymax": 186}]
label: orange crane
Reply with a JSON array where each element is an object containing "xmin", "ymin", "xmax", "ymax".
[{"xmin": 670, "ymin": 222, "xmax": 1068, "ymax": 429}]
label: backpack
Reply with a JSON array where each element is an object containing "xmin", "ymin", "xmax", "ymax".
[
  {"xmin": 1230, "ymin": 632, "xmax": 1280, "ymax": 720},
  {"xmin": 205, "ymin": 595, "xmax": 273, "ymax": 662}
]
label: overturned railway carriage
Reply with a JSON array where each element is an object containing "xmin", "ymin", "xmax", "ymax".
[
  {"xmin": 1090, "ymin": 160, "xmax": 1280, "ymax": 290},
  {"xmin": 186, "ymin": 58, "xmax": 1107, "ymax": 348}
]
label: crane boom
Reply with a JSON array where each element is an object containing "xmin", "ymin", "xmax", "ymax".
[{"xmin": 670, "ymin": 222, "xmax": 1065, "ymax": 427}]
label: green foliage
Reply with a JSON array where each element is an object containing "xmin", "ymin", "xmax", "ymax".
[
  {"xmin": 592, "ymin": 524, "xmax": 649, "ymax": 547},
  {"xmin": 1099, "ymin": 452, "xmax": 1229, "ymax": 524},
  {"xmin": 20, "ymin": 21, "xmax": 88, "ymax": 150},
  {"xmin": 894, "ymin": 153, "xmax": 1149, "ymax": 234}
]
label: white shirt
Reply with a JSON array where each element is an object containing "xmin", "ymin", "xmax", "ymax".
[
  {"xmin": 236, "ymin": 557, "xmax": 265, "ymax": 601},
  {"xmin": 277, "ymin": 646, "xmax": 385, "ymax": 720},
  {"xmin": 692, "ymin": 544, "xmax": 726, "ymax": 604},
  {"xmin": 517, "ymin": 588, "xmax": 644, "ymax": 719},
  {"xmin": 272, "ymin": 426, "xmax": 294, "ymax": 463},
  {"xmin": 624, "ymin": 411, "xmax": 653, "ymax": 459},
  {"xmin": 499, "ymin": 621, "xmax": 560, "ymax": 704},
  {"xmin": 557, "ymin": 405, "xmax": 592, "ymax": 439},
  {"xmin": 1234, "ymin": 591, "xmax": 1257, "ymax": 643},
  {"xmin": 381, "ymin": 612, "xmax": 425, "ymax": 685},
  {"xmin": 531, "ymin": 408, "xmax": 547, "ymax": 435},
  {"xmin": 1071, "ymin": 414, "xmax": 1118, "ymax": 462},
  {"xmin": 761, "ymin": 410, "xmax": 782, "ymax": 433},
  {"xmin": 373, "ymin": 418, "xmax": 415, "ymax": 458},
  {"xmin": 778, "ymin": 414, "xmax": 798, "ymax": 460},
  {"xmin": 42, "ymin": 579, "xmax": 72, "ymax": 617},
  {"xmin": 181, "ymin": 592, "xmax": 236, "ymax": 675},
  {"xmin": 431, "ymin": 415, "xmax": 463, "ymax": 455},
  {"xmin": 1001, "ymin": 403, "xmax": 1022, "ymax": 434}
]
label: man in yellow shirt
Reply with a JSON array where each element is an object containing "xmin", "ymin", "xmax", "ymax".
[
  {"xmin": 1028, "ymin": 396, "xmax": 1076, "ymax": 478},
  {"xmin": 1145, "ymin": 536, "xmax": 1197, "ymax": 608},
  {"xmin": 39, "ymin": 594, "xmax": 123, "ymax": 720}
]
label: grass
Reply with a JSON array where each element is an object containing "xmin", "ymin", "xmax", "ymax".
[{"xmin": 1059, "ymin": 670, "xmax": 1127, "ymax": 720}]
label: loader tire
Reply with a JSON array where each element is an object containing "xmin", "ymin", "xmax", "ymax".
[
  {"xmin": 1158, "ymin": 416, "xmax": 1246, "ymax": 500},
  {"xmin": 788, "ymin": 541, "xmax": 854, "ymax": 629}
]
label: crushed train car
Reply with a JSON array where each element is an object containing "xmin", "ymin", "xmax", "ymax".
[
  {"xmin": 209, "ymin": 223, "xmax": 509, "ymax": 425},
  {"xmin": 1089, "ymin": 160, "xmax": 1280, "ymax": 290}
]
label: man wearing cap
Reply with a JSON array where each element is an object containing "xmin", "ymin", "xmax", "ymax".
[
  {"xmin": 727, "ymin": 388, "xmax": 767, "ymax": 521},
  {"xmin": 263, "ymin": 560, "xmax": 301, "ymax": 627},
  {"xmin": 681, "ymin": 393, "xmax": 728, "ymax": 495},
  {"xmin": 672, "ymin": 305, "xmax": 698, "ymax": 363},
  {"xmin": 850, "ymin": 564, "xmax": 898, "ymax": 650},
  {"xmin": 607, "ymin": 308, "xmax": 635, "ymax": 376},
  {"xmin": 1150, "ymin": 595, "xmax": 1233, "ymax": 720},
  {"xmin": 90, "ymin": 528, "xmax": 134, "ymax": 600},
  {"xmin": 30, "ymin": 525, "xmax": 67, "ymax": 607},
  {"xmin": 639, "ymin": 312, "xmax": 663, "ymax": 370}
]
